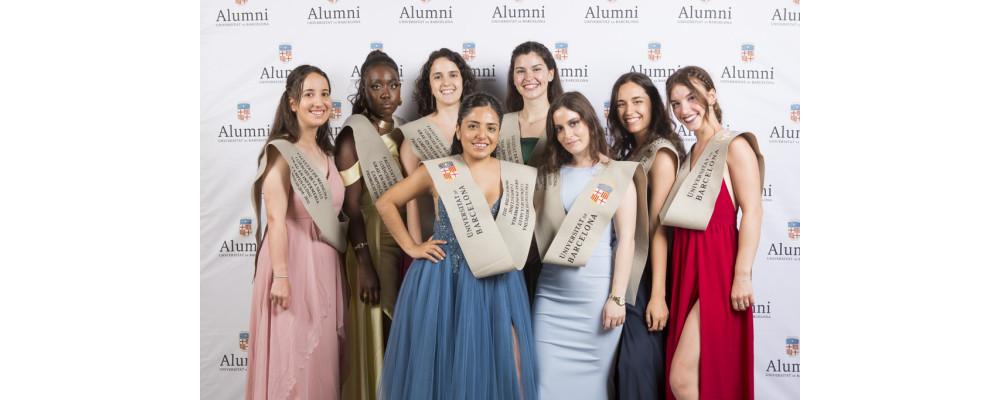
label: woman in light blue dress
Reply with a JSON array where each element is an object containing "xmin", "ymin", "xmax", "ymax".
[
  {"xmin": 374, "ymin": 92, "xmax": 539, "ymax": 400},
  {"xmin": 532, "ymin": 92, "xmax": 638, "ymax": 399}
]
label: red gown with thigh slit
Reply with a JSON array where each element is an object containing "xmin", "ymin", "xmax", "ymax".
[{"xmin": 665, "ymin": 180, "xmax": 753, "ymax": 400}]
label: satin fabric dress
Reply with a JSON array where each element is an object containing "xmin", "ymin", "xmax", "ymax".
[
  {"xmin": 666, "ymin": 181, "xmax": 754, "ymax": 400},
  {"xmin": 532, "ymin": 164, "xmax": 623, "ymax": 400},
  {"xmin": 339, "ymin": 132, "xmax": 402, "ymax": 400},
  {"xmin": 247, "ymin": 156, "xmax": 349, "ymax": 400},
  {"xmin": 379, "ymin": 198, "xmax": 539, "ymax": 400}
]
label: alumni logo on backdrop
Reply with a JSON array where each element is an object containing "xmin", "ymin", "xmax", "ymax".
[
  {"xmin": 761, "ymin": 182, "xmax": 774, "ymax": 203},
  {"xmin": 219, "ymin": 330, "xmax": 250, "ymax": 372},
  {"xmin": 582, "ymin": 0, "xmax": 639, "ymax": 24},
  {"xmin": 370, "ymin": 41, "xmax": 383, "ymax": 52},
  {"xmin": 766, "ymin": 219, "xmax": 800, "ymax": 261},
  {"xmin": 769, "ymin": 105, "xmax": 799, "ymax": 144},
  {"xmin": 237, "ymin": 102, "xmax": 251, "ymax": 121},
  {"xmin": 764, "ymin": 336, "xmax": 800, "ymax": 378},
  {"xmin": 647, "ymin": 42, "xmax": 661, "ymax": 61},
  {"xmin": 627, "ymin": 59, "xmax": 680, "ymax": 84},
  {"xmin": 462, "ymin": 42, "xmax": 476, "ymax": 61},
  {"xmin": 554, "ymin": 42, "xmax": 568, "ymax": 61},
  {"xmin": 215, "ymin": 0, "xmax": 269, "ymax": 28},
  {"xmin": 258, "ymin": 43, "xmax": 293, "ymax": 85},
  {"xmin": 239, "ymin": 218, "xmax": 254, "ymax": 237},
  {"xmin": 554, "ymin": 42, "xmax": 589, "ymax": 83},
  {"xmin": 306, "ymin": 0, "xmax": 362, "ymax": 25},
  {"xmin": 491, "ymin": 0, "xmax": 546, "ymax": 24},
  {"xmin": 219, "ymin": 218, "xmax": 257, "ymax": 257},
  {"xmin": 399, "ymin": 0, "xmax": 455, "ymax": 24},
  {"xmin": 604, "ymin": 101, "xmax": 610, "ymax": 119},
  {"xmin": 719, "ymin": 44, "xmax": 775, "ymax": 85},
  {"xmin": 771, "ymin": 0, "xmax": 800, "ymax": 27},
  {"xmin": 331, "ymin": 100, "xmax": 343, "ymax": 120},
  {"xmin": 752, "ymin": 300, "xmax": 772, "ymax": 319},
  {"xmin": 676, "ymin": 0, "xmax": 733, "ymax": 24}
]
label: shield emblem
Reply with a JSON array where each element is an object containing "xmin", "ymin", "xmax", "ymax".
[
  {"xmin": 239, "ymin": 331, "xmax": 250, "ymax": 351},
  {"xmin": 438, "ymin": 161, "xmax": 459, "ymax": 180},
  {"xmin": 239, "ymin": 218, "xmax": 253, "ymax": 237},
  {"xmin": 790, "ymin": 104, "xmax": 800, "ymax": 122},
  {"xmin": 279, "ymin": 44, "xmax": 292, "ymax": 63},
  {"xmin": 237, "ymin": 102, "xmax": 250, "ymax": 121},
  {"xmin": 787, "ymin": 220, "xmax": 800, "ymax": 239},
  {"xmin": 555, "ymin": 42, "xmax": 568, "ymax": 61},
  {"xmin": 741, "ymin": 43, "xmax": 755, "ymax": 63},
  {"xmin": 235, "ymin": 0, "xmax": 246, "ymax": 5},
  {"xmin": 604, "ymin": 101, "xmax": 610, "ymax": 119},
  {"xmin": 462, "ymin": 42, "xmax": 476, "ymax": 61},
  {"xmin": 786, "ymin": 337, "xmax": 799, "ymax": 356},
  {"xmin": 590, "ymin": 183, "xmax": 613, "ymax": 205},
  {"xmin": 371, "ymin": 42, "xmax": 383, "ymax": 52},
  {"xmin": 328, "ymin": 0, "xmax": 339, "ymax": 3},
  {"xmin": 331, "ymin": 101, "xmax": 342, "ymax": 120},
  {"xmin": 648, "ymin": 42, "xmax": 661, "ymax": 61}
]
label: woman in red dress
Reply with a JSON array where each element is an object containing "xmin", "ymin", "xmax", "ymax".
[{"xmin": 663, "ymin": 66, "xmax": 763, "ymax": 400}]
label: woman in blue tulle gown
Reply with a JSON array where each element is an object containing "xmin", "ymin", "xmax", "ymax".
[{"xmin": 374, "ymin": 92, "xmax": 539, "ymax": 400}]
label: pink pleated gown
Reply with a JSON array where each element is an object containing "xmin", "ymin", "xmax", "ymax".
[{"xmin": 246, "ymin": 156, "xmax": 349, "ymax": 400}]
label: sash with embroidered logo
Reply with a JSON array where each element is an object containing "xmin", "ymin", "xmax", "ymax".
[
  {"xmin": 398, "ymin": 117, "xmax": 452, "ymax": 240},
  {"xmin": 423, "ymin": 155, "xmax": 537, "ymax": 278},
  {"xmin": 343, "ymin": 114, "xmax": 405, "ymax": 200},
  {"xmin": 251, "ymin": 139, "xmax": 349, "ymax": 273},
  {"xmin": 533, "ymin": 161, "xmax": 649, "ymax": 305},
  {"xmin": 496, "ymin": 112, "xmax": 548, "ymax": 167},
  {"xmin": 659, "ymin": 130, "xmax": 765, "ymax": 231}
]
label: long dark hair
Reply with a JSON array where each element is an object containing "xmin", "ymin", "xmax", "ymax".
[
  {"xmin": 505, "ymin": 41, "xmax": 564, "ymax": 112},
  {"xmin": 540, "ymin": 91, "xmax": 610, "ymax": 173},
  {"xmin": 608, "ymin": 72, "xmax": 686, "ymax": 163},
  {"xmin": 348, "ymin": 50, "xmax": 400, "ymax": 115},
  {"xmin": 665, "ymin": 65, "xmax": 723, "ymax": 126},
  {"xmin": 450, "ymin": 92, "xmax": 505, "ymax": 156},
  {"xmin": 264, "ymin": 64, "xmax": 335, "ymax": 155},
  {"xmin": 413, "ymin": 48, "xmax": 478, "ymax": 116}
]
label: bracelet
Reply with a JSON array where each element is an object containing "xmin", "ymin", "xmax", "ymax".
[
  {"xmin": 273, "ymin": 275, "xmax": 288, "ymax": 279},
  {"xmin": 353, "ymin": 242, "xmax": 369, "ymax": 251}
]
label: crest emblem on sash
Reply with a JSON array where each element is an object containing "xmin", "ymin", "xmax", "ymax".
[
  {"xmin": 239, "ymin": 331, "xmax": 250, "ymax": 351},
  {"xmin": 462, "ymin": 42, "xmax": 476, "ymax": 61},
  {"xmin": 787, "ymin": 220, "xmax": 800, "ymax": 239},
  {"xmin": 648, "ymin": 42, "xmax": 661, "ymax": 61},
  {"xmin": 371, "ymin": 42, "xmax": 383, "ymax": 52},
  {"xmin": 239, "ymin": 218, "xmax": 253, "ymax": 237},
  {"xmin": 603, "ymin": 101, "xmax": 610, "ymax": 119},
  {"xmin": 741, "ymin": 43, "xmax": 755, "ymax": 63},
  {"xmin": 279, "ymin": 44, "xmax": 292, "ymax": 63},
  {"xmin": 235, "ymin": 0, "xmax": 247, "ymax": 5},
  {"xmin": 331, "ymin": 101, "xmax": 342, "ymax": 120},
  {"xmin": 785, "ymin": 337, "xmax": 799, "ymax": 356},
  {"xmin": 554, "ymin": 42, "xmax": 568, "ymax": 61},
  {"xmin": 438, "ymin": 161, "xmax": 459, "ymax": 180},
  {"xmin": 790, "ymin": 104, "xmax": 800, "ymax": 122},
  {"xmin": 237, "ymin": 102, "xmax": 251, "ymax": 121},
  {"xmin": 590, "ymin": 183, "xmax": 613, "ymax": 205}
]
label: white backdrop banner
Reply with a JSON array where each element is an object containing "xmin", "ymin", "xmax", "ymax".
[{"xmin": 200, "ymin": 0, "xmax": 800, "ymax": 398}]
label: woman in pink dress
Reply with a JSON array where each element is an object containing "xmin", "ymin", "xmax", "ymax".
[
  {"xmin": 664, "ymin": 66, "xmax": 764, "ymax": 400},
  {"xmin": 246, "ymin": 65, "xmax": 349, "ymax": 400}
]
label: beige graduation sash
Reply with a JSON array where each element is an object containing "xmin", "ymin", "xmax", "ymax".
[
  {"xmin": 343, "ymin": 114, "xmax": 405, "ymax": 200},
  {"xmin": 659, "ymin": 130, "xmax": 765, "ymax": 231},
  {"xmin": 533, "ymin": 161, "xmax": 650, "ymax": 305},
  {"xmin": 398, "ymin": 117, "xmax": 451, "ymax": 241},
  {"xmin": 398, "ymin": 116, "xmax": 452, "ymax": 161},
  {"xmin": 423, "ymin": 155, "xmax": 537, "ymax": 278},
  {"xmin": 630, "ymin": 138, "xmax": 680, "ymax": 239},
  {"xmin": 251, "ymin": 139, "xmax": 349, "ymax": 270},
  {"xmin": 496, "ymin": 112, "xmax": 548, "ymax": 166}
]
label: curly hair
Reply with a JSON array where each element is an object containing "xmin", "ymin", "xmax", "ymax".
[{"xmin": 412, "ymin": 48, "xmax": 478, "ymax": 116}]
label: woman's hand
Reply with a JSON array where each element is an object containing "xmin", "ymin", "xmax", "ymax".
[
  {"xmin": 270, "ymin": 278, "xmax": 291, "ymax": 310},
  {"xmin": 731, "ymin": 278, "xmax": 754, "ymax": 312},
  {"xmin": 645, "ymin": 297, "xmax": 669, "ymax": 331},
  {"xmin": 404, "ymin": 236, "xmax": 447, "ymax": 263},
  {"xmin": 358, "ymin": 261, "xmax": 381, "ymax": 306},
  {"xmin": 603, "ymin": 299, "xmax": 626, "ymax": 330}
]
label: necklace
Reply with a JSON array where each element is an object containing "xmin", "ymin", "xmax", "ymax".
[
  {"xmin": 367, "ymin": 113, "xmax": 394, "ymax": 132},
  {"xmin": 519, "ymin": 111, "xmax": 545, "ymax": 127}
]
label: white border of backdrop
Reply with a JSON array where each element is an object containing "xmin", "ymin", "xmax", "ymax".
[{"xmin": 200, "ymin": 1, "xmax": 799, "ymax": 399}]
